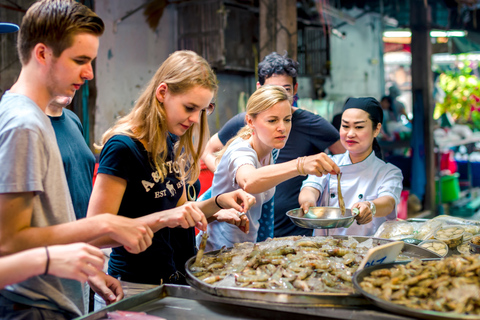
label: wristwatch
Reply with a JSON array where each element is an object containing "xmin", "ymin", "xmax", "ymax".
[{"xmin": 367, "ymin": 201, "xmax": 376, "ymax": 217}]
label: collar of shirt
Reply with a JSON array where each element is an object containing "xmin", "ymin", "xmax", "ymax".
[{"xmin": 336, "ymin": 150, "xmax": 377, "ymax": 173}]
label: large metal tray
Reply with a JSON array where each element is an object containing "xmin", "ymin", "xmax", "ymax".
[
  {"xmin": 76, "ymin": 284, "xmax": 417, "ymax": 320},
  {"xmin": 186, "ymin": 236, "xmax": 441, "ymax": 307},
  {"xmin": 353, "ymin": 261, "xmax": 480, "ymax": 320}
]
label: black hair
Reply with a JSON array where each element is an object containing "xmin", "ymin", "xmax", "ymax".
[
  {"xmin": 369, "ymin": 114, "xmax": 383, "ymax": 160},
  {"xmin": 258, "ymin": 51, "xmax": 299, "ymax": 86},
  {"xmin": 331, "ymin": 113, "xmax": 342, "ymax": 132},
  {"xmin": 343, "ymin": 97, "xmax": 384, "ymax": 160}
]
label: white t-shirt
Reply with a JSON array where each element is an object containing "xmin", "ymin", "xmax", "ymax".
[
  {"xmin": 302, "ymin": 151, "xmax": 403, "ymax": 236},
  {"xmin": 0, "ymin": 92, "xmax": 82, "ymax": 317},
  {"xmin": 200, "ymin": 137, "xmax": 275, "ymax": 251}
]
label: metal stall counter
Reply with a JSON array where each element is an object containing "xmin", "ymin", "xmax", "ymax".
[{"xmin": 77, "ymin": 284, "xmax": 417, "ymax": 320}]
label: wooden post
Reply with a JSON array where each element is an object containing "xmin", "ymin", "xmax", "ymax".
[
  {"xmin": 410, "ymin": 0, "xmax": 436, "ymax": 212},
  {"xmin": 259, "ymin": 0, "xmax": 297, "ymax": 60}
]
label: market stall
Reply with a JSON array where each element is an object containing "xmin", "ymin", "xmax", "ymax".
[{"xmin": 79, "ymin": 233, "xmax": 441, "ymax": 320}]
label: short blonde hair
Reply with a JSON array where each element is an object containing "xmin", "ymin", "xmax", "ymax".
[{"xmin": 102, "ymin": 50, "xmax": 218, "ymax": 183}]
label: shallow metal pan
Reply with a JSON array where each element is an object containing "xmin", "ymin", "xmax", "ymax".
[
  {"xmin": 353, "ymin": 261, "xmax": 480, "ymax": 320},
  {"xmin": 186, "ymin": 236, "xmax": 441, "ymax": 306},
  {"xmin": 287, "ymin": 207, "xmax": 356, "ymax": 229}
]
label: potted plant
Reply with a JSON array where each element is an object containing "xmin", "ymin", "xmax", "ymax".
[{"xmin": 434, "ymin": 61, "xmax": 480, "ymax": 129}]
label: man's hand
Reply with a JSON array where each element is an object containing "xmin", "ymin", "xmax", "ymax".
[
  {"xmin": 47, "ymin": 243, "xmax": 104, "ymax": 283},
  {"xmin": 94, "ymin": 214, "xmax": 154, "ymax": 254},
  {"xmin": 88, "ymin": 271, "xmax": 124, "ymax": 306}
]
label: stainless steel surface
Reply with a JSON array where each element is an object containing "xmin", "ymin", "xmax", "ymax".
[
  {"xmin": 77, "ymin": 284, "xmax": 416, "ymax": 320},
  {"xmin": 353, "ymin": 262, "xmax": 479, "ymax": 320},
  {"xmin": 287, "ymin": 207, "xmax": 356, "ymax": 229},
  {"xmin": 185, "ymin": 236, "xmax": 441, "ymax": 307}
]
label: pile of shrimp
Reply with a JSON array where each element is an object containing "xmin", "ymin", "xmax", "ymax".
[
  {"xmin": 190, "ymin": 236, "xmax": 375, "ymax": 293},
  {"xmin": 359, "ymin": 255, "xmax": 480, "ymax": 315}
]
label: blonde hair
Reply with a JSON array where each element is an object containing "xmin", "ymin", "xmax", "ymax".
[
  {"xmin": 216, "ymin": 85, "xmax": 291, "ymax": 161},
  {"xmin": 101, "ymin": 50, "xmax": 218, "ymax": 184}
]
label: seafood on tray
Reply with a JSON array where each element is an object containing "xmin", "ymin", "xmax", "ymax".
[
  {"xmin": 190, "ymin": 236, "xmax": 384, "ymax": 293},
  {"xmin": 359, "ymin": 255, "xmax": 480, "ymax": 315}
]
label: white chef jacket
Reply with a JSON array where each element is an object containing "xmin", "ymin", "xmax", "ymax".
[{"xmin": 301, "ymin": 151, "xmax": 403, "ymax": 236}]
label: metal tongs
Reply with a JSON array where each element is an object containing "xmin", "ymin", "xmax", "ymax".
[{"xmin": 337, "ymin": 172, "xmax": 346, "ymax": 216}]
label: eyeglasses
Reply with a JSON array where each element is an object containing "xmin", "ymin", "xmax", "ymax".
[{"xmin": 204, "ymin": 102, "xmax": 215, "ymax": 116}]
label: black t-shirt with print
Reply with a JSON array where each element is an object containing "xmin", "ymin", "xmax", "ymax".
[{"xmin": 98, "ymin": 134, "xmax": 189, "ymax": 285}]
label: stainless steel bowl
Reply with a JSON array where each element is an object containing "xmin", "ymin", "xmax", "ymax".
[{"xmin": 286, "ymin": 207, "xmax": 356, "ymax": 229}]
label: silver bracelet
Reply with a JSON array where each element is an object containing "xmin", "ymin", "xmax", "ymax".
[{"xmin": 367, "ymin": 201, "xmax": 376, "ymax": 217}]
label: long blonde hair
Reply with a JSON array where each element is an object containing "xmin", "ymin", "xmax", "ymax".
[
  {"xmin": 101, "ymin": 50, "xmax": 218, "ymax": 184},
  {"xmin": 216, "ymin": 85, "xmax": 291, "ymax": 161}
]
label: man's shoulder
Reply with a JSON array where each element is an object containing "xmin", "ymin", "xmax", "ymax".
[
  {"xmin": 293, "ymin": 109, "xmax": 337, "ymax": 133},
  {"xmin": 0, "ymin": 94, "xmax": 48, "ymax": 133},
  {"xmin": 294, "ymin": 108, "xmax": 326, "ymax": 121},
  {"xmin": 63, "ymin": 108, "xmax": 81, "ymax": 123},
  {"xmin": 63, "ymin": 108, "xmax": 83, "ymax": 130},
  {"xmin": 218, "ymin": 112, "xmax": 247, "ymax": 144},
  {"xmin": 224, "ymin": 112, "xmax": 246, "ymax": 128}
]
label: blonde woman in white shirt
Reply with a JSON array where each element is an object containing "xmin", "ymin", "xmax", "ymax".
[{"xmin": 202, "ymin": 85, "xmax": 340, "ymax": 250}]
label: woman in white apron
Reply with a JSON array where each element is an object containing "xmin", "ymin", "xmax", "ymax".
[{"xmin": 298, "ymin": 97, "xmax": 403, "ymax": 236}]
